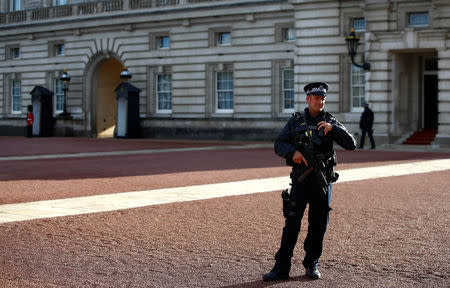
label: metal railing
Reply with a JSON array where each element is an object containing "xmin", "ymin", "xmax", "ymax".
[{"xmin": 0, "ymin": 0, "xmax": 232, "ymax": 25}]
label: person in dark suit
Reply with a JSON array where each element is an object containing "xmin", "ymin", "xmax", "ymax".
[{"xmin": 359, "ymin": 102, "xmax": 375, "ymax": 149}]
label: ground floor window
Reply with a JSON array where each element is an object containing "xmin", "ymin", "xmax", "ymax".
[
  {"xmin": 282, "ymin": 68, "xmax": 294, "ymax": 112},
  {"xmin": 351, "ymin": 65, "xmax": 365, "ymax": 111},
  {"xmin": 54, "ymin": 78, "xmax": 65, "ymax": 113},
  {"xmin": 11, "ymin": 79, "xmax": 21, "ymax": 113},
  {"xmin": 157, "ymin": 73, "xmax": 172, "ymax": 113},
  {"xmin": 216, "ymin": 71, "xmax": 233, "ymax": 112}
]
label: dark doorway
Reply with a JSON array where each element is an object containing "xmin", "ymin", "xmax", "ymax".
[{"xmin": 423, "ymin": 74, "xmax": 438, "ymax": 129}]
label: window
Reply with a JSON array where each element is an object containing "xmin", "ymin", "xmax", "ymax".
[
  {"xmin": 55, "ymin": 0, "xmax": 67, "ymax": 5},
  {"xmin": 156, "ymin": 74, "xmax": 172, "ymax": 113},
  {"xmin": 216, "ymin": 71, "xmax": 233, "ymax": 112},
  {"xmin": 55, "ymin": 44, "xmax": 65, "ymax": 56},
  {"xmin": 352, "ymin": 17, "xmax": 366, "ymax": 32},
  {"xmin": 10, "ymin": 47, "xmax": 20, "ymax": 59},
  {"xmin": 408, "ymin": 12, "xmax": 429, "ymax": 27},
  {"xmin": 282, "ymin": 69, "xmax": 294, "ymax": 111},
  {"xmin": 11, "ymin": 79, "xmax": 21, "ymax": 113},
  {"xmin": 351, "ymin": 65, "xmax": 365, "ymax": 111},
  {"xmin": 282, "ymin": 28, "xmax": 295, "ymax": 42},
  {"xmin": 54, "ymin": 78, "xmax": 65, "ymax": 113},
  {"xmin": 157, "ymin": 36, "xmax": 170, "ymax": 49},
  {"xmin": 11, "ymin": 0, "xmax": 21, "ymax": 11},
  {"xmin": 217, "ymin": 32, "xmax": 231, "ymax": 46},
  {"xmin": 149, "ymin": 32, "xmax": 170, "ymax": 50}
]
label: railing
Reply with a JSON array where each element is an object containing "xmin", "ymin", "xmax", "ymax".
[
  {"xmin": 54, "ymin": 5, "xmax": 72, "ymax": 18},
  {"xmin": 0, "ymin": 0, "xmax": 237, "ymax": 25},
  {"xmin": 131, "ymin": 0, "xmax": 153, "ymax": 9},
  {"xmin": 78, "ymin": 2, "xmax": 98, "ymax": 15},
  {"xmin": 157, "ymin": 0, "xmax": 180, "ymax": 7},
  {"xmin": 7, "ymin": 10, "xmax": 26, "ymax": 23}
]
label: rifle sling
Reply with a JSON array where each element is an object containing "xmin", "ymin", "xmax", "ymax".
[{"xmin": 297, "ymin": 167, "xmax": 313, "ymax": 183}]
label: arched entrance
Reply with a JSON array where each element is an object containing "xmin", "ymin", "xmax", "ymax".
[{"xmin": 96, "ymin": 58, "xmax": 123, "ymax": 137}]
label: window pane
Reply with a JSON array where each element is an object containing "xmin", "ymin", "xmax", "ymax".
[
  {"xmin": 283, "ymin": 28, "xmax": 295, "ymax": 42},
  {"xmin": 216, "ymin": 72, "xmax": 233, "ymax": 110},
  {"xmin": 54, "ymin": 79, "xmax": 65, "ymax": 112},
  {"xmin": 11, "ymin": 79, "xmax": 21, "ymax": 112},
  {"xmin": 158, "ymin": 36, "xmax": 170, "ymax": 49},
  {"xmin": 217, "ymin": 32, "xmax": 231, "ymax": 45},
  {"xmin": 11, "ymin": 48, "xmax": 20, "ymax": 59},
  {"xmin": 352, "ymin": 18, "xmax": 366, "ymax": 32},
  {"xmin": 56, "ymin": 44, "xmax": 65, "ymax": 56},
  {"xmin": 13, "ymin": 0, "xmax": 21, "ymax": 11},
  {"xmin": 351, "ymin": 65, "xmax": 365, "ymax": 108},
  {"xmin": 282, "ymin": 69, "xmax": 294, "ymax": 110},
  {"xmin": 409, "ymin": 12, "xmax": 429, "ymax": 27},
  {"xmin": 157, "ymin": 74, "xmax": 172, "ymax": 111}
]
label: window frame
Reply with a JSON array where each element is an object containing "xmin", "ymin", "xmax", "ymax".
[
  {"xmin": 352, "ymin": 17, "xmax": 366, "ymax": 32},
  {"xmin": 215, "ymin": 71, "xmax": 234, "ymax": 113},
  {"xmin": 54, "ymin": 78, "xmax": 65, "ymax": 114},
  {"xmin": 11, "ymin": 78, "xmax": 22, "ymax": 114},
  {"xmin": 398, "ymin": 5, "xmax": 432, "ymax": 30},
  {"xmin": 208, "ymin": 27, "xmax": 232, "ymax": 47},
  {"xmin": 54, "ymin": 0, "xmax": 67, "ymax": 6},
  {"xmin": 282, "ymin": 68, "xmax": 295, "ymax": 113},
  {"xmin": 156, "ymin": 73, "xmax": 172, "ymax": 114},
  {"xmin": 216, "ymin": 32, "xmax": 231, "ymax": 46},
  {"xmin": 55, "ymin": 43, "xmax": 65, "ymax": 56},
  {"xmin": 282, "ymin": 28, "xmax": 296, "ymax": 42},
  {"xmin": 408, "ymin": 12, "xmax": 429, "ymax": 28},
  {"xmin": 156, "ymin": 36, "xmax": 170, "ymax": 50},
  {"xmin": 350, "ymin": 64, "xmax": 366, "ymax": 112},
  {"xmin": 11, "ymin": 47, "xmax": 20, "ymax": 59},
  {"xmin": 149, "ymin": 31, "xmax": 171, "ymax": 51},
  {"xmin": 275, "ymin": 22, "xmax": 295, "ymax": 43},
  {"xmin": 11, "ymin": 0, "xmax": 21, "ymax": 11}
]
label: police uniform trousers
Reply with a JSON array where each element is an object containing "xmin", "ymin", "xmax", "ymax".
[{"xmin": 274, "ymin": 180, "xmax": 332, "ymax": 272}]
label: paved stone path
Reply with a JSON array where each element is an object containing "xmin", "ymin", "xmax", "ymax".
[{"xmin": 1, "ymin": 158, "xmax": 449, "ymax": 224}]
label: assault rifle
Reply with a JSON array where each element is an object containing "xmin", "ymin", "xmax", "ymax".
[{"xmin": 293, "ymin": 125, "xmax": 332, "ymax": 196}]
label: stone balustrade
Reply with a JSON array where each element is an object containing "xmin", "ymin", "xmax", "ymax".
[{"xmin": 0, "ymin": 0, "xmax": 229, "ymax": 25}]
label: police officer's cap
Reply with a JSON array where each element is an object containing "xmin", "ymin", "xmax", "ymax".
[{"xmin": 304, "ymin": 82, "xmax": 328, "ymax": 97}]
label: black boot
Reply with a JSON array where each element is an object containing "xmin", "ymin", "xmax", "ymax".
[
  {"xmin": 262, "ymin": 268, "xmax": 289, "ymax": 281},
  {"xmin": 305, "ymin": 267, "xmax": 321, "ymax": 280}
]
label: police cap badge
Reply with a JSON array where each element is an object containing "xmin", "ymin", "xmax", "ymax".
[{"xmin": 303, "ymin": 82, "xmax": 329, "ymax": 97}]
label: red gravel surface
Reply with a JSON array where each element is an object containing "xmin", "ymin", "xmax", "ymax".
[{"xmin": 0, "ymin": 137, "xmax": 449, "ymax": 287}]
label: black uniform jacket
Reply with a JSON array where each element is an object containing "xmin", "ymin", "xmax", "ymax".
[
  {"xmin": 359, "ymin": 107, "xmax": 374, "ymax": 130},
  {"xmin": 274, "ymin": 108, "xmax": 356, "ymax": 166}
]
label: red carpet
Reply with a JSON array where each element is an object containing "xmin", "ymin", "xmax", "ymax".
[{"xmin": 402, "ymin": 128, "xmax": 438, "ymax": 145}]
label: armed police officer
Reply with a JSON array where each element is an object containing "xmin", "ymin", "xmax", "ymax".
[{"xmin": 263, "ymin": 82, "xmax": 356, "ymax": 281}]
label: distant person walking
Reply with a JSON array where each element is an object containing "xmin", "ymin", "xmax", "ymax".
[
  {"xmin": 359, "ymin": 102, "xmax": 375, "ymax": 149},
  {"xmin": 26, "ymin": 105, "xmax": 34, "ymax": 138}
]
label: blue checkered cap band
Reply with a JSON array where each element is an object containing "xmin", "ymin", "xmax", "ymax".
[{"xmin": 304, "ymin": 82, "xmax": 328, "ymax": 97}]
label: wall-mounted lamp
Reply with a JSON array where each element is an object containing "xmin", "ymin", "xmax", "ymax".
[{"xmin": 345, "ymin": 28, "xmax": 370, "ymax": 71}]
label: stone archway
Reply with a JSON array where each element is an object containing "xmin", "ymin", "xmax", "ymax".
[
  {"xmin": 84, "ymin": 54, "xmax": 124, "ymax": 137},
  {"xmin": 96, "ymin": 58, "xmax": 123, "ymax": 137}
]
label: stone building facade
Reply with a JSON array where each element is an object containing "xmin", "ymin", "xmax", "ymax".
[{"xmin": 0, "ymin": 0, "xmax": 449, "ymax": 146}]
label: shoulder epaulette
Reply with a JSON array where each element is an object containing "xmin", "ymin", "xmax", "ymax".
[
  {"xmin": 292, "ymin": 112, "xmax": 304, "ymax": 122},
  {"xmin": 324, "ymin": 111, "xmax": 337, "ymax": 124}
]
